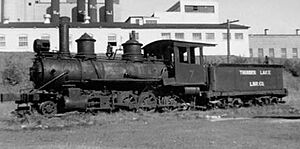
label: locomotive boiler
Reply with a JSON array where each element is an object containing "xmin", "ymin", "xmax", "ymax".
[{"xmin": 15, "ymin": 17, "xmax": 288, "ymax": 116}]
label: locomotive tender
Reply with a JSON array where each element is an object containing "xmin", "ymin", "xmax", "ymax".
[{"xmin": 16, "ymin": 17, "xmax": 287, "ymax": 115}]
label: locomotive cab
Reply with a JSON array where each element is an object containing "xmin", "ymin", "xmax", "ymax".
[{"xmin": 143, "ymin": 40, "xmax": 215, "ymax": 86}]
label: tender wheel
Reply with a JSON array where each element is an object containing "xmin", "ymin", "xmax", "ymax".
[
  {"xmin": 271, "ymin": 97, "xmax": 279, "ymax": 104},
  {"xmin": 262, "ymin": 97, "xmax": 271, "ymax": 105},
  {"xmin": 138, "ymin": 92, "xmax": 158, "ymax": 111},
  {"xmin": 254, "ymin": 98, "xmax": 263, "ymax": 106},
  {"xmin": 231, "ymin": 98, "xmax": 243, "ymax": 108},
  {"xmin": 39, "ymin": 101, "xmax": 58, "ymax": 116}
]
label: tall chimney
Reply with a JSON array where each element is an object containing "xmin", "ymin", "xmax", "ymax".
[
  {"xmin": 88, "ymin": 0, "xmax": 97, "ymax": 22},
  {"xmin": 105, "ymin": 0, "xmax": 114, "ymax": 23},
  {"xmin": 59, "ymin": 17, "xmax": 70, "ymax": 56},
  {"xmin": 264, "ymin": 29, "xmax": 269, "ymax": 35},
  {"xmin": 51, "ymin": 0, "xmax": 60, "ymax": 23},
  {"xmin": 77, "ymin": 0, "xmax": 85, "ymax": 22}
]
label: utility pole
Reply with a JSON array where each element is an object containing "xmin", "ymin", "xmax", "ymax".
[{"xmin": 221, "ymin": 19, "xmax": 239, "ymax": 63}]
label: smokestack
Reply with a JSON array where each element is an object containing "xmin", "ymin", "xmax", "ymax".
[
  {"xmin": 51, "ymin": 0, "xmax": 60, "ymax": 23},
  {"xmin": 59, "ymin": 17, "xmax": 70, "ymax": 56},
  {"xmin": 88, "ymin": 0, "xmax": 97, "ymax": 22},
  {"xmin": 77, "ymin": 0, "xmax": 85, "ymax": 22},
  {"xmin": 105, "ymin": 0, "xmax": 114, "ymax": 23},
  {"xmin": 296, "ymin": 29, "xmax": 300, "ymax": 35},
  {"xmin": 264, "ymin": 29, "xmax": 269, "ymax": 35}
]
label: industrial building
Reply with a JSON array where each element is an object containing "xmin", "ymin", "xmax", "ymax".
[
  {"xmin": 0, "ymin": 0, "xmax": 250, "ymax": 56},
  {"xmin": 249, "ymin": 31, "xmax": 300, "ymax": 59}
]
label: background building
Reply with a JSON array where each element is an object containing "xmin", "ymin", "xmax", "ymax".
[
  {"xmin": 0, "ymin": 0, "xmax": 250, "ymax": 57},
  {"xmin": 249, "ymin": 32, "xmax": 300, "ymax": 59}
]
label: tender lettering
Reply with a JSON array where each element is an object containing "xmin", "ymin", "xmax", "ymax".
[
  {"xmin": 249, "ymin": 81, "xmax": 264, "ymax": 87},
  {"xmin": 259, "ymin": 70, "xmax": 271, "ymax": 75},
  {"xmin": 239, "ymin": 70, "xmax": 256, "ymax": 75}
]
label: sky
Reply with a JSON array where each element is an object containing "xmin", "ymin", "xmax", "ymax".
[{"xmin": 116, "ymin": 0, "xmax": 300, "ymax": 34}]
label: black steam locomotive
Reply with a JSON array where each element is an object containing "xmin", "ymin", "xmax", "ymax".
[{"xmin": 16, "ymin": 18, "xmax": 287, "ymax": 115}]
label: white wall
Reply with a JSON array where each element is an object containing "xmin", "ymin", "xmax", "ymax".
[
  {"xmin": 0, "ymin": 27, "xmax": 249, "ymax": 57},
  {"xmin": 154, "ymin": 12, "xmax": 219, "ymax": 24},
  {"xmin": 153, "ymin": 0, "xmax": 219, "ymax": 24},
  {"xmin": 249, "ymin": 35, "xmax": 300, "ymax": 58},
  {"xmin": 0, "ymin": 28, "xmax": 58, "ymax": 52}
]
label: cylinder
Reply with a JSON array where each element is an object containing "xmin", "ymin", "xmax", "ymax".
[
  {"xmin": 88, "ymin": 0, "xmax": 97, "ymax": 22},
  {"xmin": 105, "ymin": 0, "xmax": 113, "ymax": 22},
  {"xmin": 51, "ymin": 0, "xmax": 60, "ymax": 23},
  {"xmin": 76, "ymin": 33, "xmax": 96, "ymax": 58},
  {"xmin": 77, "ymin": 0, "xmax": 85, "ymax": 22},
  {"xmin": 59, "ymin": 17, "xmax": 70, "ymax": 56}
]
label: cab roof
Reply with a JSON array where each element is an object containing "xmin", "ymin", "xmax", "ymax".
[{"xmin": 143, "ymin": 39, "xmax": 216, "ymax": 53}]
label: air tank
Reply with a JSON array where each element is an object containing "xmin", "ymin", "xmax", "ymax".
[
  {"xmin": 88, "ymin": 0, "xmax": 97, "ymax": 22},
  {"xmin": 77, "ymin": 0, "xmax": 85, "ymax": 22},
  {"xmin": 51, "ymin": 0, "xmax": 60, "ymax": 23},
  {"xmin": 105, "ymin": 0, "xmax": 114, "ymax": 22}
]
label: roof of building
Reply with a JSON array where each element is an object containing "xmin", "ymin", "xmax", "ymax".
[
  {"xmin": 167, "ymin": 1, "xmax": 180, "ymax": 12},
  {"xmin": 0, "ymin": 22, "xmax": 250, "ymax": 29},
  {"xmin": 249, "ymin": 34, "xmax": 300, "ymax": 37},
  {"xmin": 124, "ymin": 16, "xmax": 160, "ymax": 23}
]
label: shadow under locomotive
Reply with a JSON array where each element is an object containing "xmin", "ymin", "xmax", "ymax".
[{"xmin": 15, "ymin": 17, "xmax": 287, "ymax": 116}]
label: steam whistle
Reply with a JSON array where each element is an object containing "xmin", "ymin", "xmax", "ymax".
[{"xmin": 106, "ymin": 44, "xmax": 114, "ymax": 59}]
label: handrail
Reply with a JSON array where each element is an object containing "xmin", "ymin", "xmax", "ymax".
[{"xmin": 37, "ymin": 71, "xmax": 69, "ymax": 91}]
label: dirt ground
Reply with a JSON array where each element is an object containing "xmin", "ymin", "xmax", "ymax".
[{"xmin": 1, "ymin": 102, "xmax": 300, "ymax": 149}]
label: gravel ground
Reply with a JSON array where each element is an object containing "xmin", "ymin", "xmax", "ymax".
[{"xmin": 0, "ymin": 102, "xmax": 300, "ymax": 149}]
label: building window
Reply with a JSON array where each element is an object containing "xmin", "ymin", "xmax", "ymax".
[
  {"xmin": 145, "ymin": 20, "xmax": 157, "ymax": 24},
  {"xmin": 0, "ymin": 34, "xmax": 6, "ymax": 47},
  {"xmin": 269, "ymin": 48, "xmax": 275, "ymax": 58},
  {"xmin": 41, "ymin": 34, "xmax": 50, "ymax": 41},
  {"xmin": 281, "ymin": 48, "xmax": 287, "ymax": 58},
  {"xmin": 192, "ymin": 33, "xmax": 202, "ymax": 40},
  {"xmin": 258, "ymin": 48, "xmax": 264, "ymax": 58},
  {"xmin": 222, "ymin": 33, "xmax": 231, "ymax": 40},
  {"xmin": 293, "ymin": 48, "xmax": 298, "ymax": 58},
  {"xmin": 235, "ymin": 33, "xmax": 244, "ymax": 40},
  {"xmin": 175, "ymin": 33, "xmax": 184, "ymax": 40},
  {"xmin": 161, "ymin": 33, "xmax": 171, "ymax": 39},
  {"xmin": 19, "ymin": 34, "xmax": 28, "ymax": 47},
  {"xmin": 108, "ymin": 34, "xmax": 117, "ymax": 46},
  {"xmin": 135, "ymin": 19, "xmax": 141, "ymax": 24},
  {"xmin": 185, "ymin": 5, "xmax": 215, "ymax": 13},
  {"xmin": 206, "ymin": 33, "xmax": 215, "ymax": 40},
  {"xmin": 249, "ymin": 48, "xmax": 253, "ymax": 57}
]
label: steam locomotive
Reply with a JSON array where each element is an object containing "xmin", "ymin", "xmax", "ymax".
[{"xmin": 16, "ymin": 17, "xmax": 287, "ymax": 115}]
